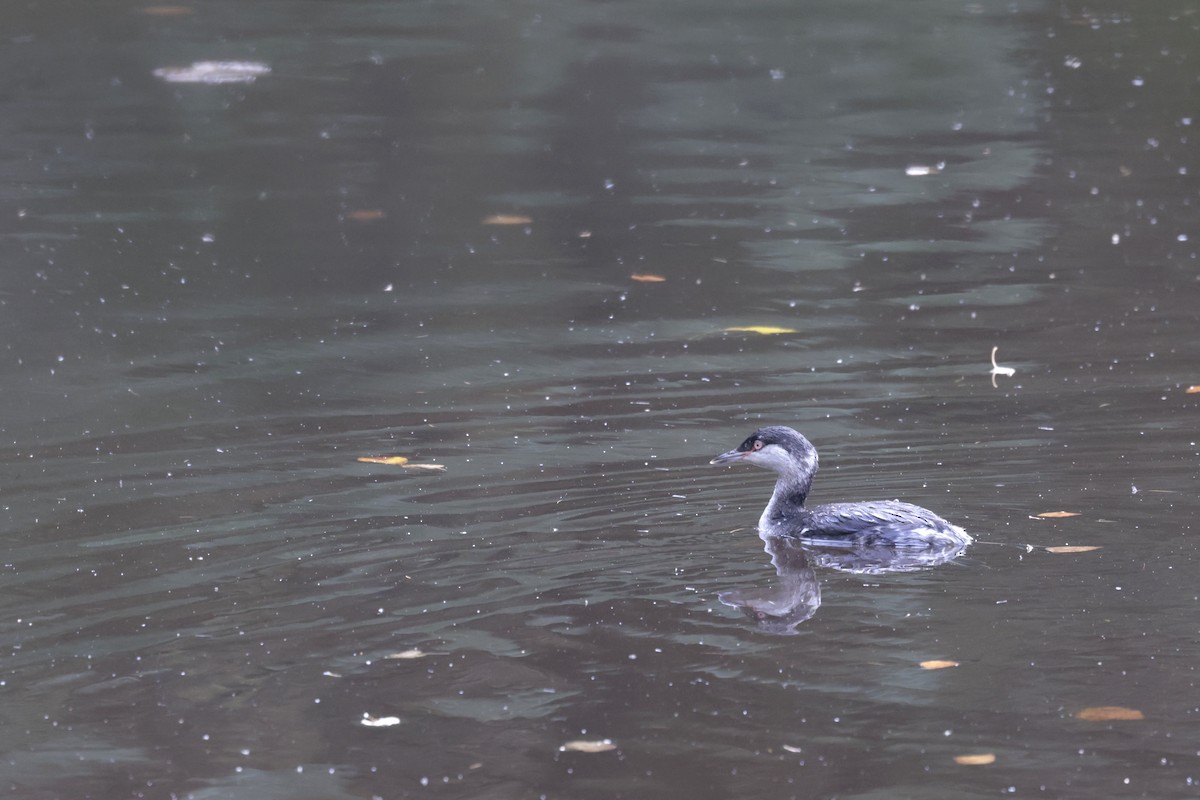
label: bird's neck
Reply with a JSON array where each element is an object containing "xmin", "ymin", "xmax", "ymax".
[{"xmin": 759, "ymin": 473, "xmax": 812, "ymax": 530}]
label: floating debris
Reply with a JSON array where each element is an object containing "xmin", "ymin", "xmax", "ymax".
[
  {"xmin": 141, "ymin": 5, "xmax": 193, "ymax": 15},
  {"xmin": 153, "ymin": 61, "xmax": 271, "ymax": 84},
  {"xmin": 989, "ymin": 346, "xmax": 1015, "ymax": 387},
  {"xmin": 361, "ymin": 713, "xmax": 402, "ymax": 727},
  {"xmin": 482, "ymin": 214, "xmax": 532, "ymax": 225},
  {"xmin": 357, "ymin": 456, "xmax": 446, "ymax": 472},
  {"xmin": 357, "ymin": 456, "xmax": 409, "ymax": 466},
  {"xmin": 1075, "ymin": 706, "xmax": 1144, "ymax": 722},
  {"xmin": 558, "ymin": 739, "xmax": 616, "ymax": 753},
  {"xmin": 384, "ymin": 649, "xmax": 426, "ymax": 660},
  {"xmin": 723, "ymin": 326, "xmax": 799, "ymax": 335},
  {"xmin": 905, "ymin": 163, "xmax": 944, "ymax": 177},
  {"xmin": 954, "ymin": 753, "xmax": 996, "ymax": 765},
  {"xmin": 345, "ymin": 209, "xmax": 386, "ymax": 222}
]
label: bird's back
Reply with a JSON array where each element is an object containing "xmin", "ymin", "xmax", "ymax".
[{"xmin": 772, "ymin": 499, "xmax": 971, "ymax": 551}]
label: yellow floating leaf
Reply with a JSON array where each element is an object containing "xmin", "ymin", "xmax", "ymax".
[
  {"xmin": 954, "ymin": 753, "xmax": 996, "ymax": 765},
  {"xmin": 723, "ymin": 326, "xmax": 799, "ymax": 335},
  {"xmin": 559, "ymin": 739, "xmax": 616, "ymax": 753},
  {"xmin": 920, "ymin": 659, "xmax": 960, "ymax": 670},
  {"xmin": 630, "ymin": 273, "xmax": 666, "ymax": 282},
  {"xmin": 357, "ymin": 456, "xmax": 409, "ymax": 465},
  {"xmin": 482, "ymin": 214, "xmax": 532, "ymax": 225},
  {"xmin": 1186, "ymin": 385, "xmax": 1200, "ymax": 394},
  {"xmin": 1045, "ymin": 545, "xmax": 1101, "ymax": 554},
  {"xmin": 385, "ymin": 649, "xmax": 425, "ymax": 660},
  {"xmin": 346, "ymin": 209, "xmax": 386, "ymax": 221},
  {"xmin": 1036, "ymin": 511, "xmax": 1080, "ymax": 518},
  {"xmin": 1076, "ymin": 706, "xmax": 1144, "ymax": 721}
]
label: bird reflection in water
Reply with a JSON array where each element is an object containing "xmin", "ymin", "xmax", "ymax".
[
  {"xmin": 718, "ymin": 534, "xmax": 970, "ymax": 635},
  {"xmin": 719, "ymin": 535, "xmax": 820, "ymax": 635}
]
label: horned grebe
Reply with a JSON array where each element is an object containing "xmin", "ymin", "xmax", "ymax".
[{"xmin": 711, "ymin": 426, "xmax": 971, "ymax": 552}]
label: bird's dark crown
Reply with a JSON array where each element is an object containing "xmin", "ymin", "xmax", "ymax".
[{"xmin": 739, "ymin": 426, "xmax": 813, "ymax": 454}]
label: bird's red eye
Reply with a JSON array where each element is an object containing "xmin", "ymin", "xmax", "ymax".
[{"xmin": 752, "ymin": 440, "xmax": 764, "ymax": 451}]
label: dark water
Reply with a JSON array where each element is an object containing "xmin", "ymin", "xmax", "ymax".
[{"xmin": 3, "ymin": 1, "xmax": 1199, "ymax": 797}]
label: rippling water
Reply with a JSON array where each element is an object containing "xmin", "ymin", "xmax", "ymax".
[{"xmin": 3, "ymin": 1, "xmax": 1199, "ymax": 797}]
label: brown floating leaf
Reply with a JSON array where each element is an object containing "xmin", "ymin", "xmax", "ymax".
[
  {"xmin": 1045, "ymin": 545, "xmax": 1101, "ymax": 554},
  {"xmin": 1076, "ymin": 706, "xmax": 1144, "ymax": 722},
  {"xmin": 385, "ymin": 648, "xmax": 426, "ymax": 660},
  {"xmin": 920, "ymin": 659, "xmax": 960, "ymax": 670},
  {"xmin": 723, "ymin": 325, "xmax": 799, "ymax": 335},
  {"xmin": 954, "ymin": 753, "xmax": 996, "ymax": 765},
  {"xmin": 358, "ymin": 456, "xmax": 409, "ymax": 465},
  {"xmin": 1187, "ymin": 385, "xmax": 1200, "ymax": 394},
  {"xmin": 630, "ymin": 273, "xmax": 666, "ymax": 283},
  {"xmin": 559, "ymin": 739, "xmax": 616, "ymax": 753},
  {"xmin": 482, "ymin": 214, "xmax": 532, "ymax": 225},
  {"xmin": 1036, "ymin": 511, "xmax": 1080, "ymax": 518},
  {"xmin": 346, "ymin": 209, "xmax": 386, "ymax": 221}
]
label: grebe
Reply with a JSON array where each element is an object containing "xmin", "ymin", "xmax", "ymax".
[{"xmin": 711, "ymin": 426, "xmax": 972, "ymax": 552}]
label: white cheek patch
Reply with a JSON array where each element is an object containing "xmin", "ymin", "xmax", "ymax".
[
  {"xmin": 753, "ymin": 444, "xmax": 796, "ymax": 471},
  {"xmin": 746, "ymin": 443, "xmax": 818, "ymax": 482}
]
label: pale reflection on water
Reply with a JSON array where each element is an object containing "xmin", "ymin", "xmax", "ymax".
[
  {"xmin": 720, "ymin": 536, "xmax": 823, "ymax": 634},
  {"xmin": 2, "ymin": 0, "xmax": 1199, "ymax": 797}
]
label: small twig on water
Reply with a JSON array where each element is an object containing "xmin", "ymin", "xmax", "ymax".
[{"xmin": 990, "ymin": 346, "xmax": 1015, "ymax": 387}]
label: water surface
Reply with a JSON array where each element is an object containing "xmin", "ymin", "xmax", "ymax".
[{"xmin": 2, "ymin": 1, "xmax": 1199, "ymax": 797}]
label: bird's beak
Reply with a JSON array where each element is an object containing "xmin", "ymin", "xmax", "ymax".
[{"xmin": 710, "ymin": 448, "xmax": 745, "ymax": 465}]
